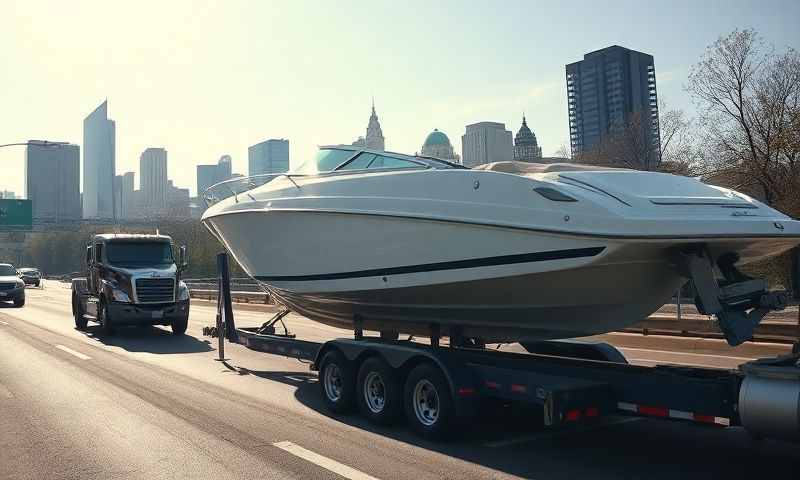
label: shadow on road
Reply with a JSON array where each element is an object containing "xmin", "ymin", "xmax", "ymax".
[
  {"xmin": 78, "ymin": 325, "xmax": 214, "ymax": 354},
  {"xmin": 221, "ymin": 364, "xmax": 800, "ymax": 479}
]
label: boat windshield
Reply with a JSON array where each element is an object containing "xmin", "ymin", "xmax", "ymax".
[{"xmin": 203, "ymin": 147, "xmax": 465, "ymax": 207}]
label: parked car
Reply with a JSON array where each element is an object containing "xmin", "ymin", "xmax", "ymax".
[
  {"xmin": 17, "ymin": 267, "xmax": 41, "ymax": 287},
  {"xmin": 0, "ymin": 263, "xmax": 25, "ymax": 307}
]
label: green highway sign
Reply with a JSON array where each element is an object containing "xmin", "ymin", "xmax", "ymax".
[{"xmin": 0, "ymin": 199, "xmax": 33, "ymax": 230}]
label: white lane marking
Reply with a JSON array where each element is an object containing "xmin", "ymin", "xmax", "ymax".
[
  {"xmin": 273, "ymin": 441, "xmax": 380, "ymax": 480},
  {"xmin": 55, "ymin": 345, "xmax": 91, "ymax": 360},
  {"xmin": 484, "ymin": 417, "xmax": 642, "ymax": 448},
  {"xmin": 618, "ymin": 347, "xmax": 755, "ymax": 361},
  {"xmin": 0, "ymin": 320, "xmax": 9, "ymax": 325}
]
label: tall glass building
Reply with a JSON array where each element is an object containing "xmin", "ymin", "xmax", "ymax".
[
  {"xmin": 248, "ymin": 139, "xmax": 289, "ymax": 175},
  {"xmin": 83, "ymin": 100, "xmax": 116, "ymax": 219},
  {"xmin": 25, "ymin": 141, "xmax": 81, "ymax": 222},
  {"xmin": 566, "ymin": 46, "xmax": 660, "ymax": 167}
]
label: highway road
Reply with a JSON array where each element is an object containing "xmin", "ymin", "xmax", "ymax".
[{"xmin": 1, "ymin": 281, "xmax": 798, "ymax": 479}]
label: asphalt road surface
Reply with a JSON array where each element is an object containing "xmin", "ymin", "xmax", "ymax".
[{"xmin": 1, "ymin": 281, "xmax": 798, "ymax": 479}]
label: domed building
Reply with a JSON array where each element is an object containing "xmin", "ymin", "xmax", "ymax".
[
  {"xmin": 420, "ymin": 129, "xmax": 460, "ymax": 162},
  {"xmin": 513, "ymin": 115, "xmax": 542, "ymax": 162}
]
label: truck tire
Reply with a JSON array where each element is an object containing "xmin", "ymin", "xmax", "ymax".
[
  {"xmin": 98, "ymin": 298, "xmax": 115, "ymax": 336},
  {"xmin": 13, "ymin": 297, "xmax": 25, "ymax": 308},
  {"xmin": 356, "ymin": 356, "xmax": 402, "ymax": 425},
  {"xmin": 318, "ymin": 350, "xmax": 356, "ymax": 414},
  {"xmin": 404, "ymin": 363, "xmax": 455, "ymax": 440},
  {"xmin": 171, "ymin": 315, "xmax": 188, "ymax": 335},
  {"xmin": 73, "ymin": 293, "xmax": 87, "ymax": 330}
]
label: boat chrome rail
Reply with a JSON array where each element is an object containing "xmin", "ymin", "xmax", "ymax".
[{"xmin": 203, "ymin": 173, "xmax": 288, "ymax": 207}]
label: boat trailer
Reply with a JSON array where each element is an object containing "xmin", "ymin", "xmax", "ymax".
[{"xmin": 205, "ymin": 252, "xmax": 800, "ymax": 442}]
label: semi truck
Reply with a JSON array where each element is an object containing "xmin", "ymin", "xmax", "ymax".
[{"xmin": 71, "ymin": 233, "xmax": 190, "ymax": 335}]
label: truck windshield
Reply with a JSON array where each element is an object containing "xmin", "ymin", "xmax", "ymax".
[{"xmin": 106, "ymin": 242, "xmax": 173, "ymax": 266}]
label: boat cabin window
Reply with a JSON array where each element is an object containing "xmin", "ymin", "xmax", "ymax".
[
  {"xmin": 367, "ymin": 155, "xmax": 421, "ymax": 170},
  {"xmin": 338, "ymin": 153, "xmax": 377, "ymax": 170},
  {"xmin": 295, "ymin": 149, "xmax": 355, "ymax": 174},
  {"xmin": 338, "ymin": 153, "xmax": 423, "ymax": 171}
]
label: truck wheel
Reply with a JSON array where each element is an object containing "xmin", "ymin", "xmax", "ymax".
[
  {"xmin": 318, "ymin": 350, "xmax": 356, "ymax": 414},
  {"xmin": 356, "ymin": 356, "xmax": 402, "ymax": 425},
  {"xmin": 404, "ymin": 363, "xmax": 455, "ymax": 440},
  {"xmin": 98, "ymin": 298, "xmax": 115, "ymax": 335},
  {"xmin": 13, "ymin": 297, "xmax": 25, "ymax": 308},
  {"xmin": 171, "ymin": 315, "xmax": 188, "ymax": 335},
  {"xmin": 73, "ymin": 293, "xmax": 88, "ymax": 330}
]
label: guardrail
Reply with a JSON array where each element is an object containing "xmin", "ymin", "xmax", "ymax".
[
  {"xmin": 189, "ymin": 288, "xmax": 271, "ymax": 304},
  {"xmin": 188, "ymin": 288, "xmax": 800, "ymax": 343}
]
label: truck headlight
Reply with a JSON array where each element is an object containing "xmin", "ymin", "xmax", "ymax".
[
  {"xmin": 110, "ymin": 287, "xmax": 131, "ymax": 303},
  {"xmin": 178, "ymin": 281, "xmax": 190, "ymax": 301}
]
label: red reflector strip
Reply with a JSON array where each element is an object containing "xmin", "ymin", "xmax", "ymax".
[
  {"xmin": 617, "ymin": 403, "xmax": 730, "ymax": 426},
  {"xmin": 510, "ymin": 384, "xmax": 527, "ymax": 393},
  {"xmin": 693, "ymin": 414, "xmax": 715, "ymax": 424},
  {"xmin": 637, "ymin": 405, "xmax": 668, "ymax": 417},
  {"xmin": 457, "ymin": 387, "xmax": 475, "ymax": 397},
  {"xmin": 565, "ymin": 409, "xmax": 581, "ymax": 421},
  {"xmin": 485, "ymin": 381, "xmax": 500, "ymax": 389},
  {"xmin": 585, "ymin": 407, "xmax": 599, "ymax": 418}
]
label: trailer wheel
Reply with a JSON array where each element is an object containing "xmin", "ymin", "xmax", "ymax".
[
  {"xmin": 404, "ymin": 363, "xmax": 454, "ymax": 440},
  {"xmin": 319, "ymin": 350, "xmax": 356, "ymax": 414},
  {"xmin": 356, "ymin": 356, "xmax": 402, "ymax": 425},
  {"xmin": 73, "ymin": 293, "xmax": 87, "ymax": 330}
]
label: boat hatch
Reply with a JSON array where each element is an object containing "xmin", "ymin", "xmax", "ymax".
[{"xmin": 558, "ymin": 171, "xmax": 758, "ymax": 209}]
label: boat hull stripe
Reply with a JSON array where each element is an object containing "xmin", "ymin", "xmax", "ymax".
[{"xmin": 255, "ymin": 246, "xmax": 606, "ymax": 282}]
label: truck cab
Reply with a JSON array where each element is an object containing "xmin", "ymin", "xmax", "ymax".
[{"xmin": 71, "ymin": 234, "xmax": 190, "ymax": 335}]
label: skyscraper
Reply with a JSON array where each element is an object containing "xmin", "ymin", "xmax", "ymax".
[
  {"xmin": 513, "ymin": 116, "xmax": 543, "ymax": 162},
  {"xmin": 461, "ymin": 122, "xmax": 513, "ymax": 167},
  {"xmin": 197, "ymin": 155, "xmax": 234, "ymax": 195},
  {"xmin": 140, "ymin": 147, "xmax": 168, "ymax": 211},
  {"xmin": 248, "ymin": 139, "xmax": 289, "ymax": 176},
  {"xmin": 566, "ymin": 45, "xmax": 660, "ymax": 167},
  {"xmin": 83, "ymin": 100, "xmax": 116, "ymax": 219},
  {"xmin": 25, "ymin": 141, "xmax": 81, "ymax": 222},
  {"xmin": 352, "ymin": 100, "xmax": 385, "ymax": 151}
]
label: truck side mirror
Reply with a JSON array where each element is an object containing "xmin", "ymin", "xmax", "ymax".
[{"xmin": 179, "ymin": 245, "xmax": 189, "ymax": 269}]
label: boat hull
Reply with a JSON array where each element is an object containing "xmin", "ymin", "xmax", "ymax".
[{"xmin": 204, "ymin": 209, "xmax": 798, "ymax": 342}]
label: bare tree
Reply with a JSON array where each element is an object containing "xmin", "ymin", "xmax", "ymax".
[
  {"xmin": 554, "ymin": 143, "xmax": 571, "ymax": 159},
  {"xmin": 687, "ymin": 29, "xmax": 800, "ymax": 215}
]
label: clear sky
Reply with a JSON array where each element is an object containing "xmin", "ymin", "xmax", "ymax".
[{"xmin": 1, "ymin": 0, "xmax": 798, "ymax": 197}]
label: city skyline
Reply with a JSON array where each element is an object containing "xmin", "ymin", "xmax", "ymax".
[{"xmin": 1, "ymin": 1, "xmax": 798, "ymax": 197}]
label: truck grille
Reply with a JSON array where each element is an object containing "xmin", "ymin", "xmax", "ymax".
[
  {"xmin": 0, "ymin": 283, "xmax": 16, "ymax": 291},
  {"xmin": 135, "ymin": 278, "xmax": 175, "ymax": 303}
]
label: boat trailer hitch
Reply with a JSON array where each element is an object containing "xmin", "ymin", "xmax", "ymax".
[{"xmin": 680, "ymin": 250, "xmax": 788, "ymax": 346}]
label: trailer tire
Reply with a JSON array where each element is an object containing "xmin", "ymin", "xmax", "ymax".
[
  {"xmin": 319, "ymin": 350, "xmax": 356, "ymax": 414},
  {"xmin": 73, "ymin": 293, "xmax": 87, "ymax": 330},
  {"xmin": 356, "ymin": 356, "xmax": 402, "ymax": 425},
  {"xmin": 404, "ymin": 363, "xmax": 454, "ymax": 440}
]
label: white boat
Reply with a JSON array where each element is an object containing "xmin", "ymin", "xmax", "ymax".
[{"xmin": 202, "ymin": 146, "xmax": 800, "ymax": 346}]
